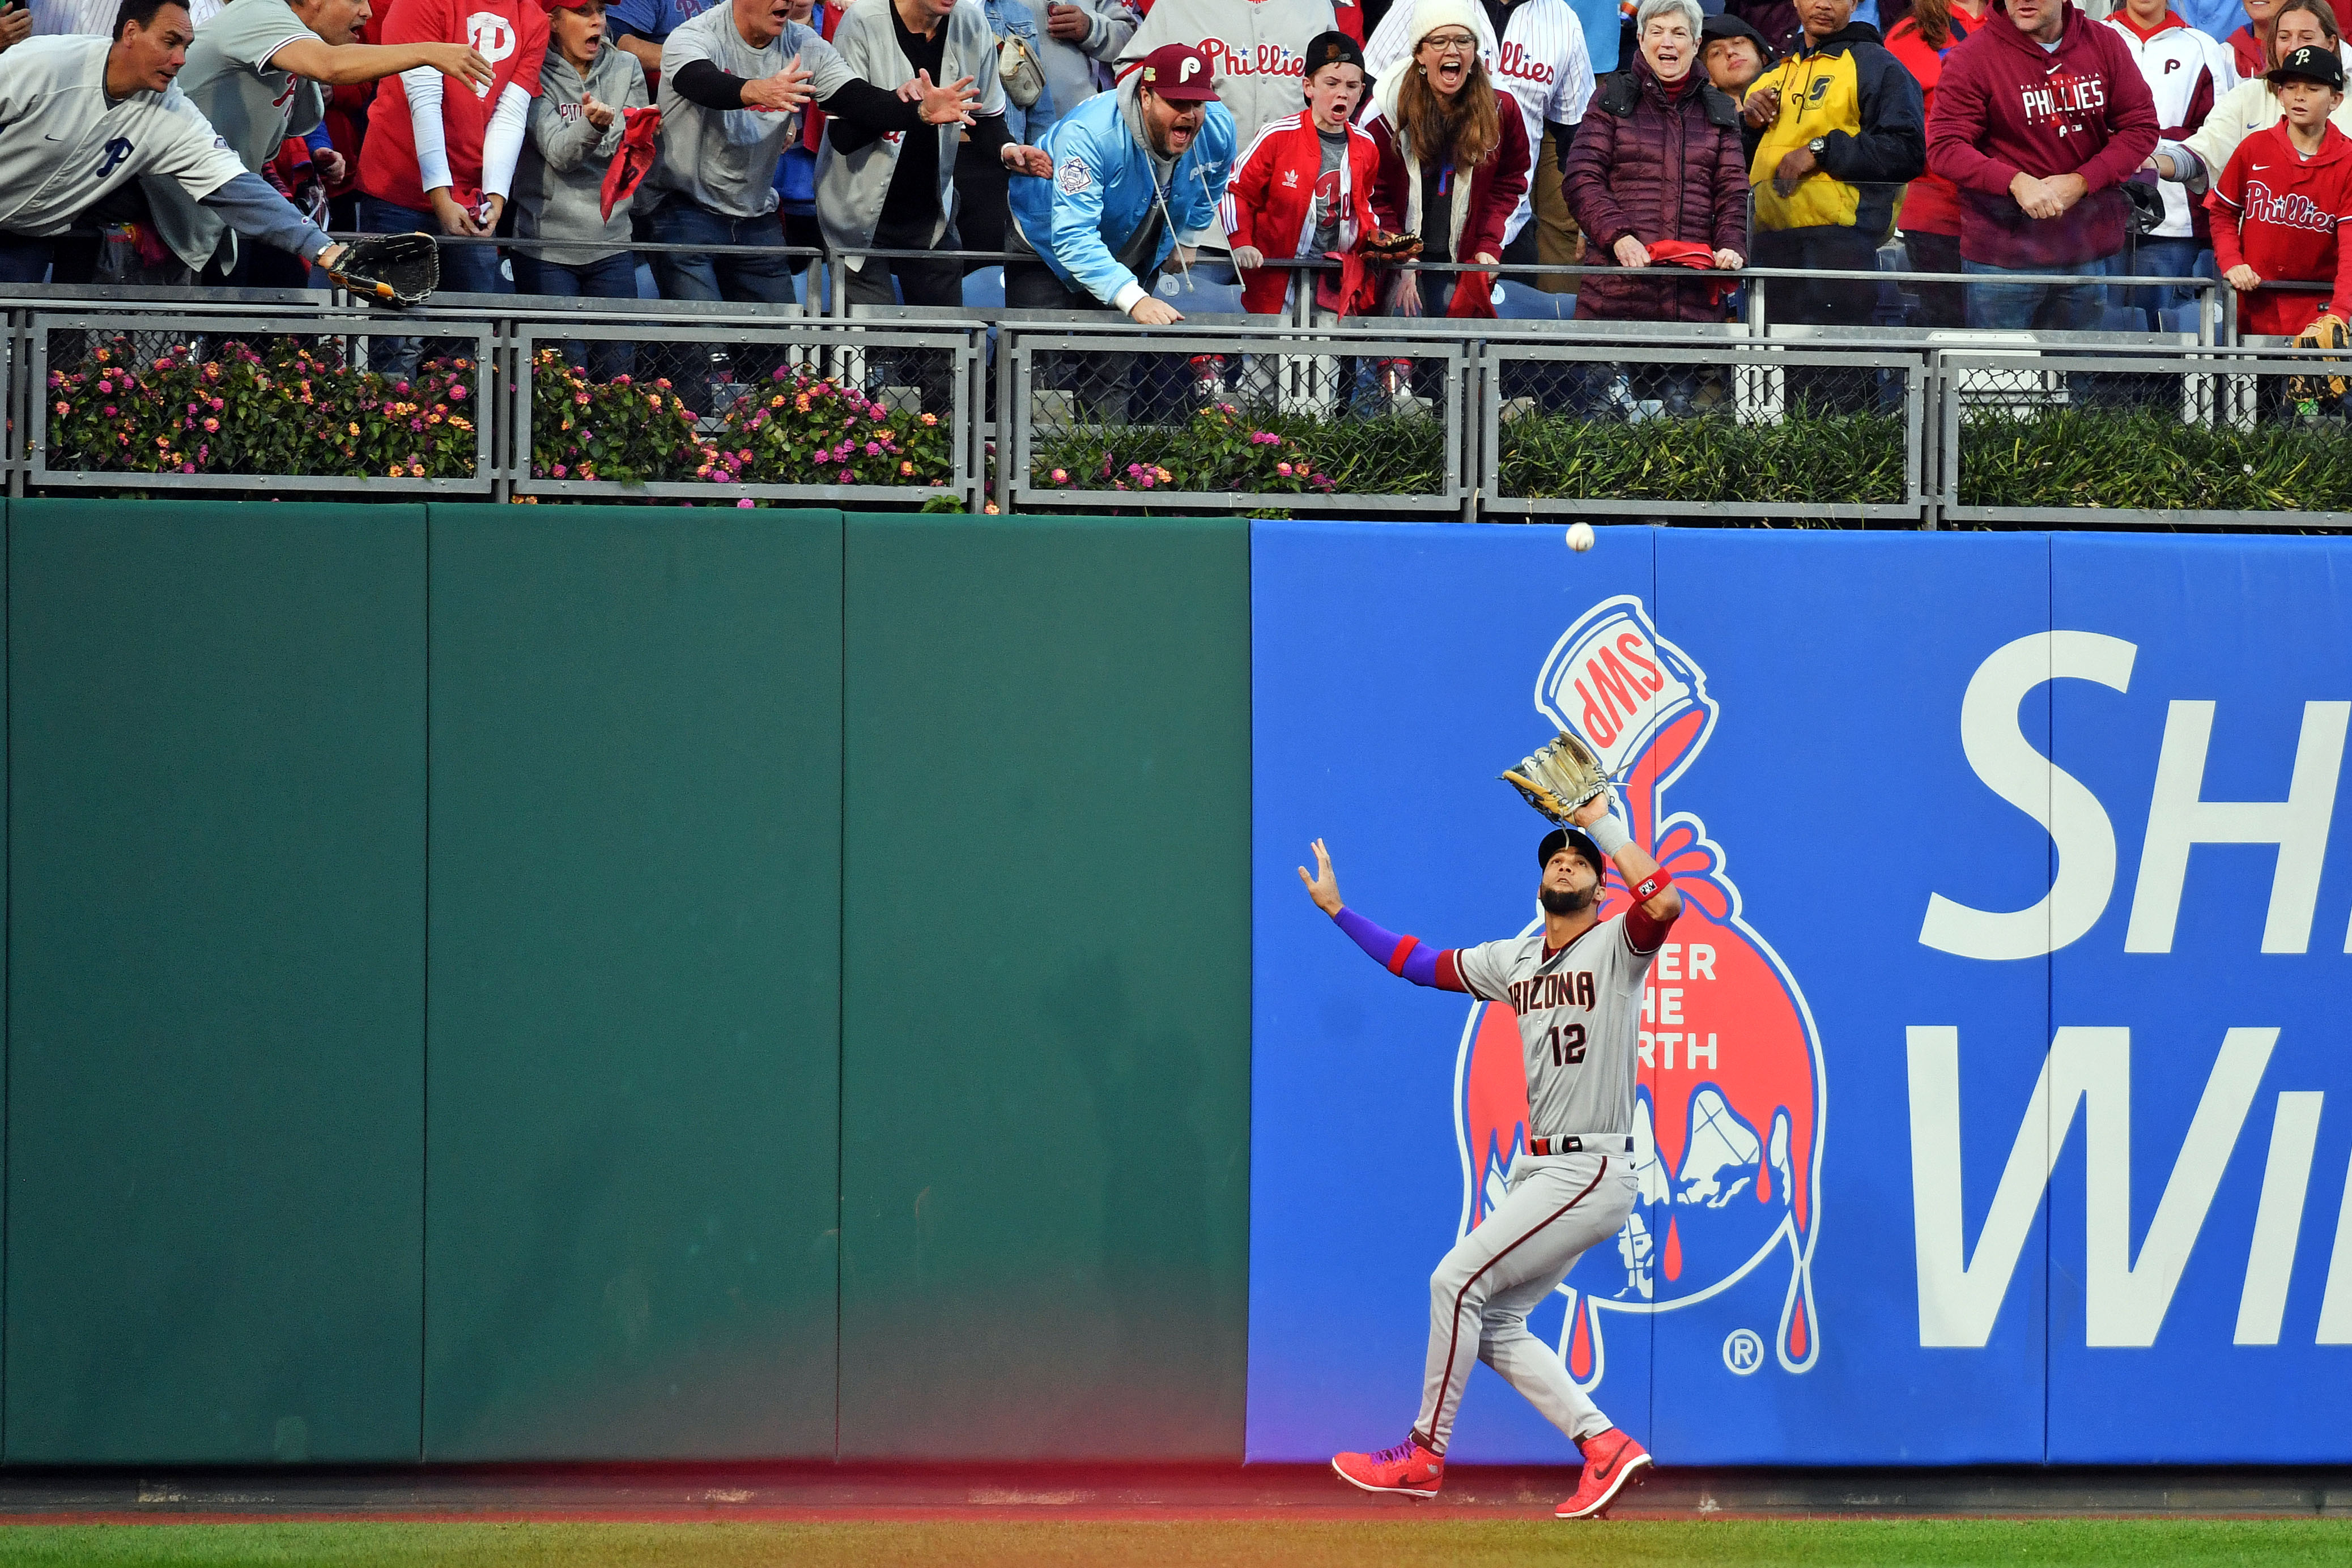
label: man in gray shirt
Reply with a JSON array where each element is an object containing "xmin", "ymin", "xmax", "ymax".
[
  {"xmin": 153, "ymin": 0, "xmax": 490, "ymax": 284},
  {"xmin": 648, "ymin": 0, "xmax": 978, "ymax": 304}
]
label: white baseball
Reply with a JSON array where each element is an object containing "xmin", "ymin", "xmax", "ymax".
[{"xmin": 1566, "ymin": 522, "xmax": 1595, "ymax": 553}]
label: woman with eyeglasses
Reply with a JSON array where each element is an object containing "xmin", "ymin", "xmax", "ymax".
[{"xmin": 1365, "ymin": 0, "xmax": 1532, "ymax": 318}]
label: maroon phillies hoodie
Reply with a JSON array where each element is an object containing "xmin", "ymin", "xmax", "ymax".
[{"xmin": 1925, "ymin": 2, "xmax": 2160, "ymax": 267}]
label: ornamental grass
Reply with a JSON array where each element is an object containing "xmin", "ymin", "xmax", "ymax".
[{"xmin": 1032, "ymin": 402, "xmax": 1445, "ymax": 498}]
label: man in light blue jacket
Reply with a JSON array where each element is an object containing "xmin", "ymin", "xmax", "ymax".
[{"xmin": 1005, "ymin": 39, "xmax": 1234, "ymax": 323}]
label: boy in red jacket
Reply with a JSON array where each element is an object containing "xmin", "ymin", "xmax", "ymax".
[
  {"xmin": 2209, "ymin": 44, "xmax": 2352, "ymax": 340},
  {"xmin": 1222, "ymin": 30, "xmax": 1383, "ymax": 317},
  {"xmin": 1925, "ymin": 0, "xmax": 2159, "ymax": 329}
]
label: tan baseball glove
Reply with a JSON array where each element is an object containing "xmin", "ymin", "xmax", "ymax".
[
  {"xmin": 2291, "ymin": 312, "xmax": 2349, "ymax": 403},
  {"xmin": 1500, "ymin": 730, "xmax": 1610, "ymax": 823}
]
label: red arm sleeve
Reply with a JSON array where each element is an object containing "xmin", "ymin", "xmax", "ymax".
[
  {"xmin": 1434, "ymin": 949, "xmax": 1469, "ymax": 992},
  {"xmin": 1624, "ymin": 901, "xmax": 1679, "ymax": 955},
  {"xmin": 1221, "ymin": 127, "xmax": 1274, "ymax": 250}
]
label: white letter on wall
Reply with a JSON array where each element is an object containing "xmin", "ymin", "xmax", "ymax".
[
  {"xmin": 1919, "ymin": 632, "xmax": 2138, "ymax": 961},
  {"xmin": 2125, "ymin": 701, "xmax": 2349, "ymax": 955},
  {"xmin": 2235, "ymin": 1090, "xmax": 2324, "ymax": 1346}
]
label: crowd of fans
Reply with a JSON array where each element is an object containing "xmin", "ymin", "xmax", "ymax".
[{"xmin": 0, "ymin": 0, "xmax": 2345, "ymax": 349}]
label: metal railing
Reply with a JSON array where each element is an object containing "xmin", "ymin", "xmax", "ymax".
[{"xmin": 6, "ymin": 269, "xmax": 2349, "ymax": 529}]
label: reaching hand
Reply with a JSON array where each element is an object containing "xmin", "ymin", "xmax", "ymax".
[
  {"xmin": 1231, "ymin": 245, "xmax": 1265, "ymax": 271},
  {"xmin": 1129, "ymin": 295, "xmax": 1184, "ymax": 326},
  {"xmin": 1568, "ymin": 789, "xmax": 1615, "ymax": 830},
  {"xmin": 426, "ymin": 41, "xmax": 495, "ymax": 90},
  {"xmin": 581, "ymin": 92, "xmax": 616, "ymax": 130},
  {"xmin": 1001, "ymin": 142, "xmax": 1053, "ymax": 178},
  {"xmin": 913, "ymin": 70, "xmax": 980, "ymax": 127},
  {"xmin": 1297, "ymin": 839, "xmax": 1343, "ymax": 915},
  {"xmin": 1613, "ymin": 234, "xmax": 1649, "ymax": 269},
  {"xmin": 743, "ymin": 55, "xmax": 815, "ymax": 113}
]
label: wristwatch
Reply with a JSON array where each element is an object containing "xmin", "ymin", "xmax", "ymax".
[{"xmin": 1807, "ymin": 137, "xmax": 1829, "ymax": 157}]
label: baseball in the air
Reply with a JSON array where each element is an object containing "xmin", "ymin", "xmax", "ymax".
[{"xmin": 1566, "ymin": 523, "xmax": 1596, "ymax": 553}]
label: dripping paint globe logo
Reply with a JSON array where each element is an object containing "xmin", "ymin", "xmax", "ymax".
[{"xmin": 1452, "ymin": 595, "xmax": 1826, "ymax": 1390}]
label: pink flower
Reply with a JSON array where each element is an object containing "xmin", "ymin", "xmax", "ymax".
[
  {"xmin": 450, "ymin": 384, "xmax": 467, "ymax": 400},
  {"xmin": 738, "ymin": 498, "xmax": 754, "ymax": 507},
  {"xmin": 96, "ymin": 380, "xmax": 113, "ymax": 393},
  {"xmin": 103, "ymin": 405, "xmax": 116, "ymax": 417},
  {"xmin": 52, "ymin": 401, "xmax": 67, "ymax": 416},
  {"xmin": 552, "ymin": 463, "xmax": 568, "ymax": 477},
  {"xmin": 202, "ymin": 416, "xmax": 219, "ymax": 432},
  {"xmin": 1050, "ymin": 468, "xmax": 1067, "ymax": 484},
  {"xmin": 1277, "ymin": 462, "xmax": 1292, "ymax": 477},
  {"xmin": 864, "ymin": 441, "xmax": 882, "ymax": 457},
  {"xmin": 840, "ymin": 467, "xmax": 854, "ymax": 483},
  {"xmin": 208, "ymin": 397, "xmax": 223, "ymax": 412},
  {"xmin": 574, "ymin": 391, "xmax": 589, "ymax": 406}
]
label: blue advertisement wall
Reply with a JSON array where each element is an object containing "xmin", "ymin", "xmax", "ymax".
[{"xmin": 1249, "ymin": 523, "xmax": 2352, "ymax": 1465}]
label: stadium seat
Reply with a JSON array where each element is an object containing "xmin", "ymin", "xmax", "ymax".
[
  {"xmin": 2159, "ymin": 302, "xmax": 2202, "ymax": 334},
  {"xmin": 1159, "ymin": 273, "xmax": 1245, "ymax": 314},
  {"xmin": 962, "ymin": 267, "xmax": 1005, "ymax": 311},
  {"xmin": 1491, "ymin": 280, "xmax": 1565, "ymax": 320}
]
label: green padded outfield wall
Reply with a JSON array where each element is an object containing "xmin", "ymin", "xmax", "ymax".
[
  {"xmin": 420, "ymin": 506, "xmax": 843, "ymax": 1459},
  {"xmin": 5, "ymin": 500, "xmax": 428, "ymax": 1463},
  {"xmin": 839, "ymin": 514, "xmax": 1253, "ymax": 1459}
]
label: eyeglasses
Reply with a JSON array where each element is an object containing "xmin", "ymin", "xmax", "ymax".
[{"xmin": 1420, "ymin": 32, "xmax": 1477, "ymax": 53}]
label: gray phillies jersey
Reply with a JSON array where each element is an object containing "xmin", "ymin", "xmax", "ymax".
[
  {"xmin": 1454, "ymin": 914, "xmax": 1660, "ymax": 1137},
  {"xmin": 150, "ymin": 0, "xmax": 328, "ymax": 269},
  {"xmin": 653, "ymin": 10, "xmax": 856, "ymax": 220},
  {"xmin": 0, "ymin": 37, "xmax": 246, "ymax": 238}
]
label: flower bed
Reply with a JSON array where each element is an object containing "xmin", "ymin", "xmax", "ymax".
[
  {"xmin": 47, "ymin": 336, "xmax": 477, "ymax": 479},
  {"xmin": 1030, "ymin": 402, "xmax": 1443, "ymax": 500},
  {"xmin": 529, "ymin": 351, "xmax": 953, "ymax": 491},
  {"xmin": 1498, "ymin": 408, "xmax": 1909, "ymax": 505},
  {"xmin": 1958, "ymin": 407, "xmax": 2352, "ymax": 512}
]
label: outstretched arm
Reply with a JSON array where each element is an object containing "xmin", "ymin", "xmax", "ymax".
[
  {"xmin": 1298, "ymin": 838, "xmax": 1469, "ymax": 992},
  {"xmin": 1568, "ymin": 792, "xmax": 1679, "ymax": 947}
]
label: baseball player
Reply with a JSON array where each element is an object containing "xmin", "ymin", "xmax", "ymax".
[
  {"xmin": 1363, "ymin": 0, "xmax": 1592, "ymax": 258},
  {"xmin": 0, "ymin": 0, "xmax": 354, "ymax": 283},
  {"xmin": 1297, "ymin": 786, "xmax": 1678, "ymax": 1521},
  {"xmin": 149, "ymin": 0, "xmax": 496, "ymax": 281}
]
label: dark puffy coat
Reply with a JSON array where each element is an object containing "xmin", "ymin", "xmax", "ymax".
[{"xmin": 1562, "ymin": 62, "xmax": 1750, "ymax": 322}]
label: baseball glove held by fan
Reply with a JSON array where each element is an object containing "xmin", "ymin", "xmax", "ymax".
[
  {"xmin": 2291, "ymin": 312, "xmax": 2349, "ymax": 403},
  {"xmin": 1500, "ymin": 730, "xmax": 1610, "ymax": 823},
  {"xmin": 325, "ymin": 233, "xmax": 438, "ymax": 306},
  {"xmin": 1362, "ymin": 229, "xmax": 1423, "ymax": 266}
]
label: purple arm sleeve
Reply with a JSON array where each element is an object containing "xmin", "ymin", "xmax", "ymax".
[{"xmin": 1333, "ymin": 905, "xmax": 1445, "ymax": 987}]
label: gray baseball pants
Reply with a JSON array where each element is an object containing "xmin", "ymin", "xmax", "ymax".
[{"xmin": 1414, "ymin": 1149, "xmax": 1638, "ymax": 1454}]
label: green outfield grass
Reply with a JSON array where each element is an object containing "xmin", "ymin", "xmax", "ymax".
[{"xmin": 0, "ymin": 1519, "xmax": 2344, "ymax": 1568}]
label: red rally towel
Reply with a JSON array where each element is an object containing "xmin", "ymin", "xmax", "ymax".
[
  {"xmin": 601, "ymin": 105, "xmax": 663, "ymax": 223},
  {"xmin": 1645, "ymin": 238, "xmax": 1735, "ymax": 306},
  {"xmin": 1446, "ymin": 267, "xmax": 1496, "ymax": 319}
]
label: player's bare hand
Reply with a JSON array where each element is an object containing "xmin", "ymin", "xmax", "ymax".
[
  {"xmin": 1128, "ymin": 296, "xmax": 1183, "ymax": 326},
  {"xmin": 744, "ymin": 56, "xmax": 816, "ymax": 113},
  {"xmin": 581, "ymin": 92, "xmax": 617, "ymax": 130},
  {"xmin": 913, "ymin": 70, "xmax": 980, "ymax": 127},
  {"xmin": 1298, "ymin": 838, "xmax": 1343, "ymax": 915},
  {"xmin": 0, "ymin": 8, "xmax": 34, "ymax": 48},
  {"xmin": 1568, "ymin": 789, "xmax": 1614, "ymax": 830},
  {"xmin": 427, "ymin": 42, "xmax": 496, "ymax": 90}
]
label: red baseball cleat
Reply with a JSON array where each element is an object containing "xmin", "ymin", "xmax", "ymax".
[
  {"xmin": 1555, "ymin": 1427, "xmax": 1652, "ymax": 1519},
  {"xmin": 1331, "ymin": 1435, "xmax": 1445, "ymax": 1498}
]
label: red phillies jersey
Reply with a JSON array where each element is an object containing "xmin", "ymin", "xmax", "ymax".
[
  {"xmin": 359, "ymin": 0, "xmax": 548, "ymax": 212},
  {"xmin": 2209, "ymin": 121, "xmax": 2352, "ymax": 338}
]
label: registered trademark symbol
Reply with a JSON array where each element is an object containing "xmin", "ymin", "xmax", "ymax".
[{"xmin": 1722, "ymin": 1328, "xmax": 1766, "ymax": 1375}]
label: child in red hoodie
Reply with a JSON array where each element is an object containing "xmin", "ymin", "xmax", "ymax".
[{"xmin": 2209, "ymin": 44, "xmax": 2352, "ymax": 338}]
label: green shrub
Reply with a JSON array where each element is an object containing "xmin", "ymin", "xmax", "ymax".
[
  {"xmin": 1958, "ymin": 407, "xmax": 2352, "ymax": 512},
  {"xmin": 1498, "ymin": 409, "xmax": 1907, "ymax": 504}
]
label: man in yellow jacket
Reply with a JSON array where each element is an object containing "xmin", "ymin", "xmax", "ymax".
[{"xmin": 1740, "ymin": 0, "xmax": 1924, "ymax": 335}]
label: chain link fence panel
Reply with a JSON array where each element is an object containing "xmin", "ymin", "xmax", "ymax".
[
  {"xmin": 33, "ymin": 313, "xmax": 494, "ymax": 492},
  {"xmin": 1482, "ymin": 342, "xmax": 1924, "ymax": 521},
  {"xmin": 1007, "ymin": 329, "xmax": 1464, "ymax": 513},
  {"xmin": 1940, "ymin": 350, "xmax": 2352, "ymax": 527}
]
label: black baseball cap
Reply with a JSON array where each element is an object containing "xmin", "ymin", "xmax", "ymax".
[
  {"xmin": 2269, "ymin": 44, "xmax": 2346, "ymax": 90},
  {"xmin": 1701, "ymin": 12, "xmax": 1775, "ymax": 59},
  {"xmin": 1302, "ymin": 29, "xmax": 1367, "ymax": 78},
  {"xmin": 1539, "ymin": 826, "xmax": 1607, "ymax": 877}
]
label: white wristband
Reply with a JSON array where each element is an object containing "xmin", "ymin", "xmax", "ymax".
[{"xmin": 1587, "ymin": 813, "xmax": 1631, "ymax": 858}]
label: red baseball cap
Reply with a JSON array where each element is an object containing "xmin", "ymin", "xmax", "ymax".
[{"xmin": 1137, "ymin": 43, "xmax": 1221, "ymax": 101}]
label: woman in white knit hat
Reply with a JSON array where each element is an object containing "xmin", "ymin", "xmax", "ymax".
[{"xmin": 1364, "ymin": 0, "xmax": 1532, "ymax": 318}]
